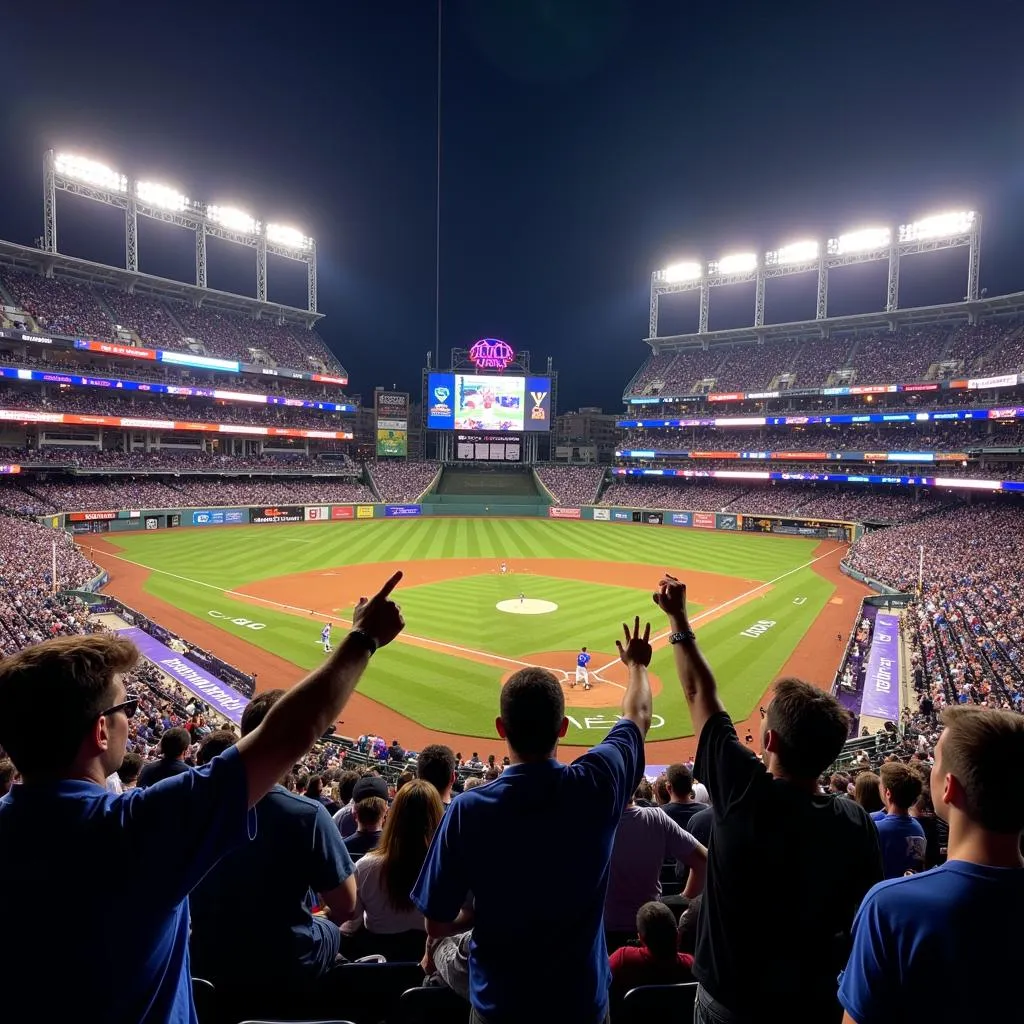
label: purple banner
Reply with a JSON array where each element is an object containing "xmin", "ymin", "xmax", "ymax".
[
  {"xmin": 118, "ymin": 626, "xmax": 249, "ymax": 724},
  {"xmin": 859, "ymin": 612, "xmax": 901, "ymax": 720}
]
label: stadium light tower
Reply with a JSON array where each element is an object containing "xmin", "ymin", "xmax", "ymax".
[
  {"xmin": 43, "ymin": 149, "xmax": 319, "ymax": 313},
  {"xmin": 648, "ymin": 207, "xmax": 980, "ymax": 338}
]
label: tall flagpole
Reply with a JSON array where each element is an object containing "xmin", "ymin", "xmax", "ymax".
[
  {"xmin": 52, "ymin": 538, "xmax": 57, "ymax": 596},
  {"xmin": 917, "ymin": 544, "xmax": 924, "ymax": 597},
  {"xmin": 433, "ymin": 0, "xmax": 442, "ymax": 369}
]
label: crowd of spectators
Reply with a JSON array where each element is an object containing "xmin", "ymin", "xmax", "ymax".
[
  {"xmin": 0, "ymin": 383, "xmax": 352, "ymax": 432},
  {"xmin": 534, "ymin": 464, "xmax": 605, "ymax": 505},
  {"xmin": 1, "ymin": 269, "xmax": 344, "ymax": 374},
  {"xmin": 624, "ymin": 319, "xmax": 1024, "ymax": 398},
  {"xmin": 367, "ymin": 460, "xmax": 440, "ymax": 502}
]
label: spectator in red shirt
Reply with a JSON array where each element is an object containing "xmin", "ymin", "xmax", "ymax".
[{"xmin": 609, "ymin": 901, "xmax": 694, "ymax": 1002}]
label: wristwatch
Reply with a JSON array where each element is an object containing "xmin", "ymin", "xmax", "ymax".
[
  {"xmin": 348, "ymin": 628, "xmax": 379, "ymax": 655},
  {"xmin": 669, "ymin": 628, "xmax": 696, "ymax": 644}
]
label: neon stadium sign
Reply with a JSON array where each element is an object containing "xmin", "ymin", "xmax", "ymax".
[{"xmin": 468, "ymin": 338, "xmax": 515, "ymax": 371}]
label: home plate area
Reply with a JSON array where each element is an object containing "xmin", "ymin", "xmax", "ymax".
[
  {"xmin": 495, "ymin": 598, "xmax": 558, "ymax": 615},
  {"xmin": 499, "ymin": 651, "xmax": 664, "ymax": 708}
]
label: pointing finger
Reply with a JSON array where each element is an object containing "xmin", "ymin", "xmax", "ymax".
[
  {"xmin": 643, "ymin": 622, "xmax": 651, "ymax": 642},
  {"xmin": 375, "ymin": 570, "xmax": 403, "ymax": 599},
  {"xmin": 633, "ymin": 615, "xmax": 641, "ymax": 639}
]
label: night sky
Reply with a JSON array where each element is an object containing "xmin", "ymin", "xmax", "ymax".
[{"xmin": 2, "ymin": 0, "xmax": 1023, "ymax": 412}]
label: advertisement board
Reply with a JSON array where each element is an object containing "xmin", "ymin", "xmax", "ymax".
[
  {"xmin": 356, "ymin": 505, "xmax": 375, "ymax": 519},
  {"xmin": 192, "ymin": 509, "xmax": 247, "ymax": 526},
  {"xmin": 68, "ymin": 511, "xmax": 117, "ymax": 522},
  {"xmin": 548, "ymin": 506, "xmax": 582, "ymax": 519},
  {"xmin": 145, "ymin": 517, "xmax": 160, "ymax": 530},
  {"xmin": 384, "ymin": 504, "xmax": 421, "ymax": 518},
  {"xmin": 646, "ymin": 512, "xmax": 664, "ymax": 525},
  {"xmin": 375, "ymin": 391, "xmax": 409, "ymax": 456},
  {"xmin": 250, "ymin": 506, "xmax": 304, "ymax": 524},
  {"xmin": 611, "ymin": 510, "xmax": 631, "ymax": 521},
  {"xmin": 331, "ymin": 506, "xmax": 354, "ymax": 520},
  {"xmin": 717, "ymin": 513, "xmax": 738, "ymax": 530},
  {"xmin": 592, "ymin": 507, "xmax": 611, "ymax": 521},
  {"xmin": 670, "ymin": 512, "xmax": 691, "ymax": 526},
  {"xmin": 693, "ymin": 512, "xmax": 716, "ymax": 529},
  {"xmin": 305, "ymin": 506, "xmax": 330, "ymax": 521},
  {"xmin": 426, "ymin": 372, "xmax": 551, "ymax": 432}
]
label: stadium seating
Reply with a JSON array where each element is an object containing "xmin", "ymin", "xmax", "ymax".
[{"xmin": 621, "ymin": 982, "xmax": 698, "ymax": 1024}]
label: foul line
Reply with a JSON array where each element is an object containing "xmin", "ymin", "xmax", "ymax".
[{"xmin": 92, "ymin": 542, "xmax": 847, "ymax": 691}]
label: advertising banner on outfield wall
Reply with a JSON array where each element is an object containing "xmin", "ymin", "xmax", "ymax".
[
  {"xmin": 693, "ymin": 512, "xmax": 716, "ymax": 529},
  {"xmin": 356, "ymin": 505, "xmax": 374, "ymax": 519},
  {"xmin": 192, "ymin": 509, "xmax": 247, "ymax": 526},
  {"xmin": 331, "ymin": 506, "xmax": 354, "ymax": 520},
  {"xmin": 669, "ymin": 512, "xmax": 691, "ymax": 526},
  {"xmin": 384, "ymin": 504, "xmax": 422, "ymax": 517},
  {"xmin": 250, "ymin": 506, "xmax": 304, "ymax": 524},
  {"xmin": 145, "ymin": 517, "xmax": 159, "ymax": 531},
  {"xmin": 305, "ymin": 506, "xmax": 330, "ymax": 521},
  {"xmin": 646, "ymin": 512, "xmax": 664, "ymax": 525},
  {"xmin": 69, "ymin": 510, "xmax": 117, "ymax": 522},
  {"xmin": 611, "ymin": 510, "xmax": 631, "ymax": 522},
  {"xmin": 548, "ymin": 507, "xmax": 582, "ymax": 519},
  {"xmin": 717, "ymin": 513, "xmax": 738, "ymax": 530},
  {"xmin": 592, "ymin": 507, "xmax": 611, "ymax": 521}
]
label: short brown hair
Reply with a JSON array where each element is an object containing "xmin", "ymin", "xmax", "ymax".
[
  {"xmin": 939, "ymin": 707, "xmax": 1024, "ymax": 833},
  {"xmin": 666, "ymin": 763, "xmax": 693, "ymax": 798},
  {"xmin": 355, "ymin": 795, "xmax": 387, "ymax": 827},
  {"xmin": 500, "ymin": 667, "xmax": 564, "ymax": 759},
  {"xmin": 240, "ymin": 688, "xmax": 285, "ymax": 737},
  {"xmin": 879, "ymin": 761, "xmax": 922, "ymax": 810},
  {"xmin": 853, "ymin": 771, "xmax": 884, "ymax": 813},
  {"xmin": 765, "ymin": 678, "xmax": 851, "ymax": 780},
  {"xmin": 197, "ymin": 729, "xmax": 238, "ymax": 766},
  {"xmin": 0, "ymin": 634, "xmax": 138, "ymax": 778}
]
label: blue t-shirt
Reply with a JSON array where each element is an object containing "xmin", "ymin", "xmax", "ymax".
[
  {"xmin": 577, "ymin": 652, "xmax": 591, "ymax": 668},
  {"xmin": 0, "ymin": 747, "xmax": 253, "ymax": 1024},
  {"xmin": 411, "ymin": 718, "xmax": 644, "ymax": 1024},
  {"xmin": 874, "ymin": 813, "xmax": 926, "ymax": 879},
  {"xmin": 189, "ymin": 786, "xmax": 354, "ymax": 987},
  {"xmin": 839, "ymin": 861, "xmax": 1024, "ymax": 1023}
]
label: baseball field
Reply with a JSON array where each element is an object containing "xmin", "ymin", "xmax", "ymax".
[{"xmin": 87, "ymin": 517, "xmax": 867, "ymax": 760}]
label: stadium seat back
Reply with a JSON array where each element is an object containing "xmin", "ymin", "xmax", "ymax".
[
  {"xmin": 398, "ymin": 985, "xmax": 468, "ymax": 1024},
  {"xmin": 621, "ymin": 982, "xmax": 698, "ymax": 1024},
  {"xmin": 191, "ymin": 977, "xmax": 218, "ymax": 1024}
]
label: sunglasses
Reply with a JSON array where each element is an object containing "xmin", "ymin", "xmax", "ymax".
[{"xmin": 99, "ymin": 694, "xmax": 140, "ymax": 720}]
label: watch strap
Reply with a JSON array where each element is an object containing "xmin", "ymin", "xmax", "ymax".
[
  {"xmin": 669, "ymin": 629, "xmax": 696, "ymax": 644},
  {"xmin": 348, "ymin": 628, "xmax": 378, "ymax": 655}
]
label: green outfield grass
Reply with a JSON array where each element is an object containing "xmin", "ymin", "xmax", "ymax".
[{"xmin": 106, "ymin": 518, "xmax": 836, "ymax": 742}]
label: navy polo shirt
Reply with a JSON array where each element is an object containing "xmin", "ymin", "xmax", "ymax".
[
  {"xmin": 411, "ymin": 718, "xmax": 644, "ymax": 1024},
  {"xmin": 0, "ymin": 747, "xmax": 253, "ymax": 1023},
  {"xmin": 190, "ymin": 786, "xmax": 355, "ymax": 987}
]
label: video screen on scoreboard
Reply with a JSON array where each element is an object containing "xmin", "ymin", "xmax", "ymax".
[
  {"xmin": 427, "ymin": 373, "xmax": 550, "ymax": 432},
  {"xmin": 455, "ymin": 433, "xmax": 521, "ymax": 462}
]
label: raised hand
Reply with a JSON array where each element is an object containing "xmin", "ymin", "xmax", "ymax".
[
  {"xmin": 352, "ymin": 571, "xmax": 405, "ymax": 648},
  {"xmin": 616, "ymin": 616, "xmax": 653, "ymax": 668},
  {"xmin": 653, "ymin": 573, "xmax": 688, "ymax": 626}
]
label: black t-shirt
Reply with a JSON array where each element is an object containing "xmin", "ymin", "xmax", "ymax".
[
  {"xmin": 343, "ymin": 829, "xmax": 382, "ymax": 857},
  {"xmin": 686, "ymin": 805, "xmax": 714, "ymax": 848},
  {"xmin": 693, "ymin": 712, "xmax": 882, "ymax": 1023},
  {"xmin": 137, "ymin": 757, "xmax": 191, "ymax": 789},
  {"xmin": 661, "ymin": 801, "xmax": 709, "ymax": 880}
]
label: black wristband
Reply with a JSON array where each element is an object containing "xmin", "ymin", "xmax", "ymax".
[
  {"xmin": 347, "ymin": 628, "xmax": 378, "ymax": 655},
  {"xmin": 669, "ymin": 629, "xmax": 696, "ymax": 644}
]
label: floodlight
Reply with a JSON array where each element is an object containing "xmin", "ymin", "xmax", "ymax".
[
  {"xmin": 898, "ymin": 210, "xmax": 975, "ymax": 242},
  {"xmin": 714, "ymin": 252, "xmax": 758, "ymax": 274},
  {"xmin": 660, "ymin": 261, "xmax": 702, "ymax": 283},
  {"xmin": 54, "ymin": 152, "xmax": 127, "ymax": 193},
  {"xmin": 207, "ymin": 205, "xmax": 258, "ymax": 234},
  {"xmin": 766, "ymin": 240, "xmax": 819, "ymax": 266},
  {"xmin": 266, "ymin": 223, "xmax": 312, "ymax": 250},
  {"xmin": 136, "ymin": 181, "xmax": 188, "ymax": 212},
  {"xmin": 827, "ymin": 227, "xmax": 891, "ymax": 255}
]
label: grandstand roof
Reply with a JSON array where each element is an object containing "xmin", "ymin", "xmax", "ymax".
[
  {"xmin": 0, "ymin": 238, "xmax": 324, "ymax": 329},
  {"xmin": 647, "ymin": 294, "xmax": 1024, "ymax": 353}
]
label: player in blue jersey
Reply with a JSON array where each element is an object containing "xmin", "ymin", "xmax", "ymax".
[
  {"xmin": 320, "ymin": 622, "xmax": 332, "ymax": 653},
  {"xmin": 573, "ymin": 647, "xmax": 592, "ymax": 689}
]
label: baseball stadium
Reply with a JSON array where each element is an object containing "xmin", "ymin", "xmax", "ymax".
[{"xmin": 1, "ymin": 115, "xmax": 1023, "ymax": 1024}]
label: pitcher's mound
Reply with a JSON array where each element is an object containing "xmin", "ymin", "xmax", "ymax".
[{"xmin": 496, "ymin": 598, "xmax": 558, "ymax": 615}]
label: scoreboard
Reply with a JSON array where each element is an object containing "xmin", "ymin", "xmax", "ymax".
[{"xmin": 455, "ymin": 433, "xmax": 521, "ymax": 462}]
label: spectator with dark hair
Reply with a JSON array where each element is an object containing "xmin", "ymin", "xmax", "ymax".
[
  {"xmin": 661, "ymin": 762, "xmax": 708, "ymax": 829},
  {"xmin": 0, "ymin": 574, "xmax": 404, "ymax": 1024},
  {"xmin": 116, "ymin": 752, "xmax": 143, "ymax": 789},
  {"xmin": 344, "ymin": 775, "xmax": 389, "ymax": 857},
  {"xmin": 343, "ymin": 778, "xmax": 447, "ymax": 962},
  {"xmin": 874, "ymin": 762, "xmax": 927, "ymax": 878},
  {"xmin": 907, "ymin": 762, "xmax": 948, "ymax": 869},
  {"xmin": 839, "ymin": 707, "xmax": 1024, "ymax": 1024},
  {"xmin": 652, "ymin": 774, "xmax": 670, "ymax": 805},
  {"xmin": 0, "ymin": 758, "xmax": 15, "ymax": 797},
  {"xmin": 416, "ymin": 742, "xmax": 457, "ymax": 806},
  {"xmin": 412, "ymin": 617, "xmax": 654, "ymax": 1024},
  {"xmin": 853, "ymin": 771, "xmax": 884, "ymax": 815},
  {"xmin": 395, "ymin": 769, "xmax": 414, "ymax": 792},
  {"xmin": 676, "ymin": 894, "xmax": 702, "ymax": 955},
  {"xmin": 137, "ymin": 726, "xmax": 192, "ymax": 788},
  {"xmin": 332, "ymin": 769, "xmax": 362, "ymax": 837},
  {"xmin": 188, "ymin": 688, "xmax": 360, "ymax": 1012},
  {"xmin": 196, "ymin": 729, "xmax": 239, "ymax": 767},
  {"xmin": 653, "ymin": 575, "xmax": 882, "ymax": 1024},
  {"xmin": 609, "ymin": 901, "xmax": 695, "ymax": 1002}
]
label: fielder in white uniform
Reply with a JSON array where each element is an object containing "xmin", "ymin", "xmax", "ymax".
[{"xmin": 320, "ymin": 622, "xmax": 332, "ymax": 653}]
